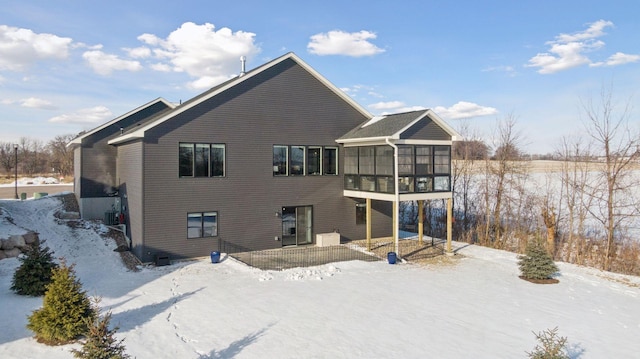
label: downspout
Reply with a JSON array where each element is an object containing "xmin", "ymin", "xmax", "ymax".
[{"xmin": 385, "ymin": 137, "xmax": 400, "ymax": 256}]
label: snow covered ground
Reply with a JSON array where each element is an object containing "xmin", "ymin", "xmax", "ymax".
[{"xmin": 1, "ymin": 195, "xmax": 639, "ymax": 358}]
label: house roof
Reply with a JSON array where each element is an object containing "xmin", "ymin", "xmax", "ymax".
[
  {"xmin": 66, "ymin": 97, "xmax": 176, "ymax": 147},
  {"xmin": 108, "ymin": 52, "xmax": 373, "ymax": 145},
  {"xmin": 336, "ymin": 109, "xmax": 460, "ymax": 143}
]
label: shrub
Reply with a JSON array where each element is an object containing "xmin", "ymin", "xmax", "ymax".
[
  {"xmin": 526, "ymin": 327, "xmax": 570, "ymax": 359},
  {"xmin": 72, "ymin": 299, "xmax": 130, "ymax": 359},
  {"xmin": 27, "ymin": 261, "xmax": 95, "ymax": 345},
  {"xmin": 11, "ymin": 240, "xmax": 58, "ymax": 296},
  {"xmin": 519, "ymin": 240, "xmax": 559, "ymax": 280}
]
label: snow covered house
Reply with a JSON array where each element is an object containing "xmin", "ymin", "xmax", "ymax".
[{"xmin": 68, "ymin": 53, "xmax": 459, "ymax": 263}]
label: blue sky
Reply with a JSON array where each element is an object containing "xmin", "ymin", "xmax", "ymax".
[{"xmin": 1, "ymin": 0, "xmax": 638, "ymax": 153}]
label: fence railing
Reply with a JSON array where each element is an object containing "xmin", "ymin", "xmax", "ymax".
[{"xmin": 218, "ymin": 237, "xmax": 445, "ymax": 270}]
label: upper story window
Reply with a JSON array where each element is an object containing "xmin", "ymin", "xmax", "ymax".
[
  {"xmin": 344, "ymin": 144, "xmax": 451, "ymax": 193},
  {"xmin": 179, "ymin": 143, "xmax": 226, "ymax": 178},
  {"xmin": 274, "ymin": 145, "xmax": 338, "ymax": 177}
]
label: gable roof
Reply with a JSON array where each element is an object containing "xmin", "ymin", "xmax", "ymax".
[
  {"xmin": 67, "ymin": 97, "xmax": 176, "ymax": 147},
  {"xmin": 337, "ymin": 109, "xmax": 460, "ymax": 143},
  {"xmin": 108, "ymin": 52, "xmax": 373, "ymax": 145}
]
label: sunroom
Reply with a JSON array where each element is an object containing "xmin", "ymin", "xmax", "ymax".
[{"xmin": 336, "ymin": 109, "xmax": 460, "ymax": 256}]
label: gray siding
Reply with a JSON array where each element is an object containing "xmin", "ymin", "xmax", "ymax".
[
  {"xmin": 79, "ymin": 101, "xmax": 170, "ymax": 198},
  {"xmin": 116, "ymin": 140, "xmax": 144, "ymax": 259},
  {"xmin": 400, "ymin": 116, "xmax": 451, "ymax": 141},
  {"xmin": 136, "ymin": 59, "xmax": 391, "ymax": 262}
]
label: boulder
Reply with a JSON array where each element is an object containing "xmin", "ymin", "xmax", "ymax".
[
  {"xmin": 23, "ymin": 231, "xmax": 39, "ymax": 245},
  {"xmin": 8, "ymin": 235, "xmax": 26, "ymax": 248},
  {"xmin": 0, "ymin": 250, "xmax": 6, "ymax": 260},
  {"xmin": 1, "ymin": 238, "xmax": 14, "ymax": 250},
  {"xmin": 3, "ymin": 248, "xmax": 22, "ymax": 258}
]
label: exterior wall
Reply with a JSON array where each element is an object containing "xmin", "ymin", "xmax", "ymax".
[
  {"xmin": 400, "ymin": 116, "xmax": 451, "ymax": 141},
  {"xmin": 78, "ymin": 101, "xmax": 170, "ymax": 199},
  {"xmin": 73, "ymin": 146, "xmax": 81, "ymax": 204},
  {"xmin": 135, "ymin": 58, "xmax": 392, "ymax": 262},
  {"xmin": 78, "ymin": 197, "xmax": 117, "ymax": 220},
  {"xmin": 115, "ymin": 140, "xmax": 145, "ymax": 259}
]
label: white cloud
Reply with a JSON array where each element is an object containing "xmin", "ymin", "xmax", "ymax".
[
  {"xmin": 591, "ymin": 52, "xmax": 640, "ymax": 67},
  {"xmin": 20, "ymin": 97, "xmax": 56, "ymax": 109},
  {"xmin": 433, "ymin": 101, "xmax": 498, "ymax": 120},
  {"xmin": 526, "ymin": 20, "xmax": 618, "ymax": 74},
  {"xmin": 137, "ymin": 22, "xmax": 260, "ymax": 89},
  {"xmin": 0, "ymin": 25, "xmax": 73, "ymax": 71},
  {"xmin": 369, "ymin": 101, "xmax": 406, "ymax": 110},
  {"xmin": 367, "ymin": 100, "xmax": 427, "ymax": 115},
  {"xmin": 125, "ymin": 46, "xmax": 152, "ymax": 59},
  {"xmin": 48, "ymin": 106, "xmax": 113, "ymax": 124},
  {"xmin": 308, "ymin": 30, "xmax": 385, "ymax": 57},
  {"xmin": 82, "ymin": 50, "xmax": 143, "ymax": 75},
  {"xmin": 150, "ymin": 62, "xmax": 172, "ymax": 72},
  {"xmin": 555, "ymin": 19, "xmax": 613, "ymax": 42}
]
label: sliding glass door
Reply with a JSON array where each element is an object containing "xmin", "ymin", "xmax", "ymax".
[{"xmin": 282, "ymin": 206, "xmax": 312, "ymax": 246}]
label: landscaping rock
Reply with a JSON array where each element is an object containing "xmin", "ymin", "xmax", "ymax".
[
  {"xmin": 3, "ymin": 248, "xmax": 22, "ymax": 258},
  {"xmin": 1, "ymin": 238, "xmax": 14, "ymax": 250},
  {"xmin": 23, "ymin": 231, "xmax": 39, "ymax": 245},
  {"xmin": 8, "ymin": 235, "xmax": 26, "ymax": 249},
  {"xmin": 0, "ymin": 251, "xmax": 6, "ymax": 260}
]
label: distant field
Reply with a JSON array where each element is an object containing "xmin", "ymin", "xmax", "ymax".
[{"xmin": 458, "ymin": 159, "xmax": 635, "ymax": 174}]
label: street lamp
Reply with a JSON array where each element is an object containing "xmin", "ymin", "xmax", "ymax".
[{"xmin": 14, "ymin": 144, "xmax": 18, "ymax": 199}]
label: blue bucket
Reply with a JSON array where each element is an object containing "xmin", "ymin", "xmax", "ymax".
[
  {"xmin": 387, "ymin": 252, "xmax": 397, "ymax": 264},
  {"xmin": 210, "ymin": 251, "xmax": 221, "ymax": 263}
]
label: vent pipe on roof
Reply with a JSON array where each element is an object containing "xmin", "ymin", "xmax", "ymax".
[{"xmin": 240, "ymin": 56, "xmax": 246, "ymax": 76}]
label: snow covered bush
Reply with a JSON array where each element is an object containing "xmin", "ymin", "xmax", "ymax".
[
  {"xmin": 11, "ymin": 240, "xmax": 58, "ymax": 296},
  {"xmin": 27, "ymin": 261, "xmax": 95, "ymax": 345}
]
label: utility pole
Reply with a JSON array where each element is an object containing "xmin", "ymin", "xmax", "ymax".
[{"xmin": 14, "ymin": 144, "xmax": 18, "ymax": 199}]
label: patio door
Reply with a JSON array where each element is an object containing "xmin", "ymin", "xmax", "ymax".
[{"xmin": 282, "ymin": 206, "xmax": 312, "ymax": 246}]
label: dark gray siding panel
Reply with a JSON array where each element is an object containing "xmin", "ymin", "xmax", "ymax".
[
  {"xmin": 79, "ymin": 101, "xmax": 170, "ymax": 198},
  {"xmin": 115, "ymin": 141, "xmax": 144, "ymax": 259},
  {"xmin": 80, "ymin": 144, "xmax": 117, "ymax": 197},
  {"xmin": 73, "ymin": 146, "xmax": 81, "ymax": 200},
  {"xmin": 400, "ymin": 117, "xmax": 451, "ymax": 141},
  {"xmin": 138, "ymin": 59, "xmax": 390, "ymax": 262}
]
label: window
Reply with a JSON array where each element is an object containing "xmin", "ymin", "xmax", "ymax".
[
  {"xmin": 398, "ymin": 146, "xmax": 414, "ymax": 175},
  {"xmin": 375, "ymin": 146, "xmax": 393, "ymax": 176},
  {"xmin": 290, "ymin": 146, "xmax": 305, "ymax": 175},
  {"xmin": 434, "ymin": 146, "xmax": 450, "ymax": 174},
  {"xmin": 179, "ymin": 143, "xmax": 194, "ymax": 177},
  {"xmin": 211, "ymin": 145, "xmax": 225, "ymax": 177},
  {"xmin": 342, "ymin": 144, "xmax": 451, "ymax": 194},
  {"xmin": 308, "ymin": 147, "xmax": 321, "ymax": 175},
  {"xmin": 179, "ymin": 143, "xmax": 226, "ymax": 177},
  {"xmin": 274, "ymin": 145, "xmax": 338, "ymax": 177},
  {"xmin": 323, "ymin": 147, "xmax": 338, "ymax": 175},
  {"xmin": 273, "ymin": 145, "xmax": 288, "ymax": 176},
  {"xmin": 344, "ymin": 147, "xmax": 358, "ymax": 174},
  {"xmin": 415, "ymin": 146, "xmax": 432, "ymax": 175},
  {"xmin": 195, "ymin": 144, "xmax": 209, "ymax": 177},
  {"xmin": 187, "ymin": 212, "xmax": 218, "ymax": 238},
  {"xmin": 358, "ymin": 147, "xmax": 375, "ymax": 175}
]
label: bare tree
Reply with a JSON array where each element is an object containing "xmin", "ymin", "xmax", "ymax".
[
  {"xmin": 482, "ymin": 115, "xmax": 528, "ymax": 247},
  {"xmin": 555, "ymin": 136, "xmax": 593, "ymax": 263},
  {"xmin": 0, "ymin": 142, "xmax": 16, "ymax": 177},
  {"xmin": 581, "ymin": 85, "xmax": 639, "ymax": 270},
  {"xmin": 48, "ymin": 134, "xmax": 75, "ymax": 177},
  {"xmin": 452, "ymin": 121, "xmax": 486, "ymax": 236}
]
